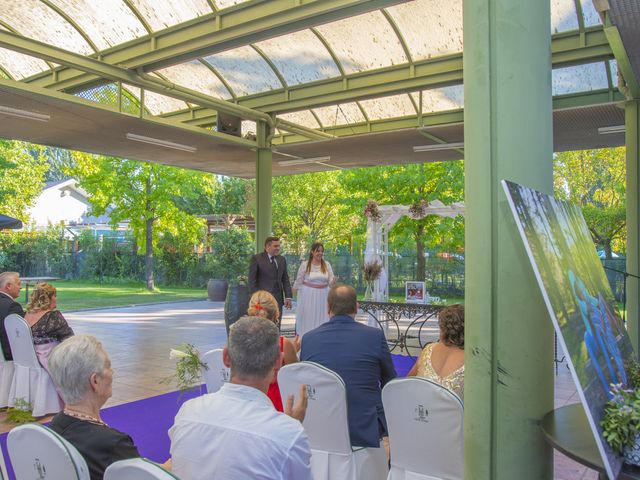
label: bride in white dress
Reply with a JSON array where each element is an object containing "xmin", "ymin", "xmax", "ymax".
[{"xmin": 293, "ymin": 242, "xmax": 335, "ymax": 337}]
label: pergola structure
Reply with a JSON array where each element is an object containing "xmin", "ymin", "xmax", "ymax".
[{"xmin": 0, "ymin": 1, "xmax": 639, "ymax": 478}]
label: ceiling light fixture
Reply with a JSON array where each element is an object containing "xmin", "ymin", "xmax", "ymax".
[
  {"xmin": 0, "ymin": 105, "xmax": 50, "ymax": 122},
  {"xmin": 413, "ymin": 142, "xmax": 464, "ymax": 152},
  {"xmin": 277, "ymin": 156, "xmax": 331, "ymax": 166},
  {"xmin": 598, "ymin": 125, "xmax": 625, "ymax": 135},
  {"xmin": 126, "ymin": 133, "xmax": 197, "ymax": 153}
]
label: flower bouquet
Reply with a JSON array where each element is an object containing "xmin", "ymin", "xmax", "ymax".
[
  {"xmin": 363, "ymin": 261, "xmax": 382, "ymax": 300},
  {"xmin": 601, "ymin": 360, "xmax": 640, "ymax": 465},
  {"xmin": 409, "ymin": 200, "xmax": 429, "ymax": 219},
  {"xmin": 161, "ymin": 343, "xmax": 208, "ymax": 395},
  {"xmin": 364, "ymin": 199, "xmax": 382, "ymax": 223}
]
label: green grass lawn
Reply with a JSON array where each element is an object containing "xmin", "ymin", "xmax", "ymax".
[{"xmin": 33, "ymin": 281, "xmax": 206, "ymax": 311}]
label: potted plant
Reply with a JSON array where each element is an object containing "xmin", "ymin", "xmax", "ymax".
[
  {"xmin": 224, "ymin": 275, "xmax": 251, "ymax": 335},
  {"xmin": 601, "ymin": 360, "xmax": 640, "ymax": 465},
  {"xmin": 207, "ymin": 226, "xmax": 253, "ymax": 301}
]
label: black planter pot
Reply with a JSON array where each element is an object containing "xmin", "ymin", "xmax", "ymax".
[
  {"xmin": 224, "ymin": 284, "xmax": 250, "ymax": 335},
  {"xmin": 207, "ymin": 279, "xmax": 228, "ymax": 301}
]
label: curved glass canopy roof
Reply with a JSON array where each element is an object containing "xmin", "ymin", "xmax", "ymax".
[{"xmin": 0, "ymin": 0, "xmax": 632, "ymax": 176}]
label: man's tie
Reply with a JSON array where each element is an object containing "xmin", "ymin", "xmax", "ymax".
[{"xmin": 271, "ymin": 256, "xmax": 278, "ymax": 270}]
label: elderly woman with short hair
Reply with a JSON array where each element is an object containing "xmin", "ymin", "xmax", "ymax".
[{"xmin": 47, "ymin": 334, "xmax": 141, "ymax": 480}]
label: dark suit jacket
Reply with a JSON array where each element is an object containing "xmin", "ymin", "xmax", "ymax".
[
  {"xmin": 248, "ymin": 251, "xmax": 292, "ymax": 305},
  {"xmin": 0, "ymin": 293, "xmax": 25, "ymax": 360},
  {"xmin": 300, "ymin": 314, "xmax": 397, "ymax": 447}
]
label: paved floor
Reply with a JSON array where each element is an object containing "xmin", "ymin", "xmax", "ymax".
[{"xmin": 0, "ymin": 300, "xmax": 600, "ymax": 478}]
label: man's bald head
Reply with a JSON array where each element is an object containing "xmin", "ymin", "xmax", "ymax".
[{"xmin": 327, "ymin": 284, "xmax": 358, "ymax": 317}]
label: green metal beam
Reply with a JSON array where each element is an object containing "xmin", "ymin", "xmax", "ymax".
[
  {"xmin": 24, "ymin": 0, "xmax": 408, "ymax": 91},
  {"xmin": 601, "ymin": 12, "xmax": 640, "ymax": 99},
  {"xmin": 190, "ymin": 89, "xmax": 623, "ymax": 144},
  {"xmin": 0, "ymin": 29, "xmax": 274, "ymax": 126},
  {"xmin": 161, "ymin": 29, "xmax": 612, "ymax": 124}
]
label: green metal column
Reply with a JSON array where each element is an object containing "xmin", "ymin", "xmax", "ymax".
[
  {"xmin": 627, "ymin": 99, "xmax": 640, "ymax": 354},
  {"xmin": 255, "ymin": 147, "xmax": 273, "ymax": 253},
  {"xmin": 463, "ymin": 0, "xmax": 554, "ymax": 479}
]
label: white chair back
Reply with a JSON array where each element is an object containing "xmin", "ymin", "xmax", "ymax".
[
  {"xmin": 8, "ymin": 423, "xmax": 90, "ymax": 480},
  {"xmin": 105, "ymin": 458, "xmax": 178, "ymax": 479},
  {"xmin": 4, "ymin": 314, "xmax": 39, "ymax": 368},
  {"xmin": 279, "ymin": 362, "xmax": 388, "ymax": 480},
  {"xmin": 4, "ymin": 313, "xmax": 62, "ymax": 416},
  {"xmin": 0, "ymin": 338, "xmax": 14, "ymax": 408},
  {"xmin": 201, "ymin": 348, "xmax": 229, "ymax": 394},
  {"xmin": 382, "ymin": 377, "xmax": 464, "ymax": 480},
  {"xmin": 278, "ymin": 361, "xmax": 351, "ymax": 454}
]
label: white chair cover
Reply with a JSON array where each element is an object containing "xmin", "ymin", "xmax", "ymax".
[
  {"xmin": 8, "ymin": 423, "xmax": 90, "ymax": 480},
  {"xmin": 201, "ymin": 348, "xmax": 230, "ymax": 394},
  {"xmin": 105, "ymin": 458, "xmax": 178, "ymax": 479},
  {"xmin": 382, "ymin": 377, "xmax": 464, "ymax": 480},
  {"xmin": 0, "ymin": 340, "xmax": 14, "ymax": 408},
  {"xmin": 279, "ymin": 361, "xmax": 388, "ymax": 480},
  {"xmin": 5, "ymin": 314, "xmax": 62, "ymax": 416}
]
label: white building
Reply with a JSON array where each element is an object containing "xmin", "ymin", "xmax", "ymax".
[{"xmin": 28, "ymin": 179, "xmax": 128, "ymax": 237}]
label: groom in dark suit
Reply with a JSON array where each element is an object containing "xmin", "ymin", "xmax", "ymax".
[
  {"xmin": 301, "ymin": 284, "xmax": 396, "ymax": 448},
  {"xmin": 248, "ymin": 237, "xmax": 292, "ymax": 321},
  {"xmin": 0, "ymin": 271, "xmax": 24, "ymax": 360}
]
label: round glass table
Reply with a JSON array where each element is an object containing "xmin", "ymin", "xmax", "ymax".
[{"xmin": 541, "ymin": 404, "xmax": 640, "ymax": 479}]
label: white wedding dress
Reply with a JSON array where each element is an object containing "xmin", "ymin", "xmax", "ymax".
[{"xmin": 293, "ymin": 261, "xmax": 334, "ymax": 337}]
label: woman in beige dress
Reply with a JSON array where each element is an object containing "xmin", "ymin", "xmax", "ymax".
[{"xmin": 407, "ymin": 304, "xmax": 464, "ymax": 400}]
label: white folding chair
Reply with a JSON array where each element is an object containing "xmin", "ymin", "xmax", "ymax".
[
  {"xmin": 201, "ymin": 348, "xmax": 230, "ymax": 394},
  {"xmin": 278, "ymin": 361, "xmax": 388, "ymax": 480},
  {"xmin": 105, "ymin": 458, "xmax": 178, "ymax": 479},
  {"xmin": 8, "ymin": 423, "xmax": 90, "ymax": 480},
  {"xmin": 4, "ymin": 314, "xmax": 62, "ymax": 416},
  {"xmin": 0, "ymin": 340, "xmax": 14, "ymax": 408},
  {"xmin": 382, "ymin": 377, "xmax": 464, "ymax": 480}
]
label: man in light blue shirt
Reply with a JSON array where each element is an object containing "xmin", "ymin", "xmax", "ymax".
[{"xmin": 169, "ymin": 316, "xmax": 311, "ymax": 480}]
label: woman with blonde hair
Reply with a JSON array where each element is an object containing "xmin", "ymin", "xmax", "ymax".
[
  {"xmin": 247, "ymin": 290, "xmax": 299, "ymax": 411},
  {"xmin": 24, "ymin": 282, "xmax": 74, "ymax": 371}
]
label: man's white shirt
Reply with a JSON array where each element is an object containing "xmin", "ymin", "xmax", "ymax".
[{"xmin": 169, "ymin": 383, "xmax": 312, "ymax": 480}]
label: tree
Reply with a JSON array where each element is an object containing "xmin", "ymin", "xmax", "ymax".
[
  {"xmin": 339, "ymin": 161, "xmax": 465, "ymax": 279},
  {"xmin": 70, "ymin": 153, "xmax": 210, "ymax": 290},
  {"xmin": 554, "ymin": 148, "xmax": 626, "ymax": 258},
  {"xmin": 0, "ymin": 140, "xmax": 48, "ymax": 220},
  {"xmin": 272, "ymin": 171, "xmax": 351, "ymax": 255}
]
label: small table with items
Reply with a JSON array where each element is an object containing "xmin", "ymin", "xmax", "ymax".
[
  {"xmin": 358, "ymin": 300, "xmax": 444, "ymax": 355},
  {"xmin": 541, "ymin": 403, "xmax": 640, "ymax": 479},
  {"xmin": 21, "ymin": 276, "xmax": 60, "ymax": 303}
]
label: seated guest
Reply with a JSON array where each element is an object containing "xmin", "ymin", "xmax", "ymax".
[
  {"xmin": 170, "ymin": 316, "xmax": 312, "ymax": 480},
  {"xmin": 24, "ymin": 282, "xmax": 74, "ymax": 371},
  {"xmin": 0, "ymin": 271, "xmax": 24, "ymax": 360},
  {"xmin": 407, "ymin": 304, "xmax": 465, "ymax": 400},
  {"xmin": 248, "ymin": 290, "xmax": 299, "ymax": 411},
  {"xmin": 48, "ymin": 335, "xmax": 142, "ymax": 480},
  {"xmin": 301, "ymin": 284, "xmax": 396, "ymax": 448}
]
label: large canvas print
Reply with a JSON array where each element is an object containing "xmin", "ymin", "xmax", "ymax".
[{"xmin": 502, "ymin": 180, "xmax": 634, "ymax": 480}]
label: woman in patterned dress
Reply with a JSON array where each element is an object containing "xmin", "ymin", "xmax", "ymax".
[
  {"xmin": 24, "ymin": 282, "xmax": 74, "ymax": 372},
  {"xmin": 407, "ymin": 304, "xmax": 465, "ymax": 400}
]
